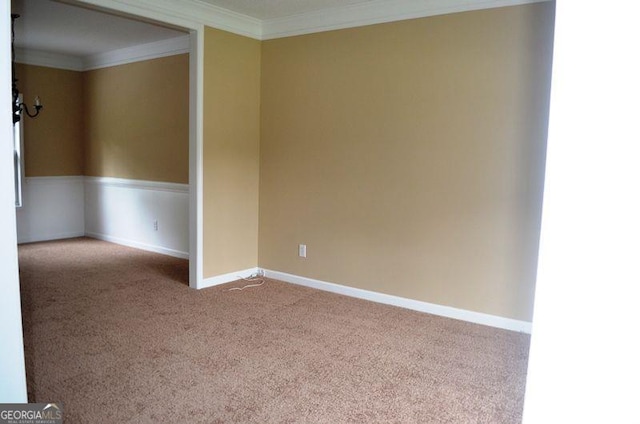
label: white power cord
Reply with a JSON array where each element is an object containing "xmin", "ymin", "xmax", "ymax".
[{"xmin": 226, "ymin": 272, "xmax": 266, "ymax": 291}]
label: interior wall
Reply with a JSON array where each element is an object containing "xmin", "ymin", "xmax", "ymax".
[
  {"xmin": 202, "ymin": 27, "xmax": 261, "ymax": 278},
  {"xmin": 16, "ymin": 63, "xmax": 84, "ymax": 177},
  {"xmin": 259, "ymin": 3, "xmax": 555, "ymax": 321},
  {"xmin": 83, "ymin": 54, "xmax": 189, "ymax": 184}
]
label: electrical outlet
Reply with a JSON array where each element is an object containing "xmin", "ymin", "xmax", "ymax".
[
  {"xmin": 153, "ymin": 220, "xmax": 158, "ymax": 231},
  {"xmin": 298, "ymin": 244, "xmax": 307, "ymax": 258}
]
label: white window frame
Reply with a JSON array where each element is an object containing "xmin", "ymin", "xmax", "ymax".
[{"xmin": 14, "ymin": 95, "xmax": 24, "ymax": 208}]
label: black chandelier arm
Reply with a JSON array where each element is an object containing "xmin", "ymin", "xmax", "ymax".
[{"xmin": 19, "ymin": 103, "xmax": 44, "ymax": 118}]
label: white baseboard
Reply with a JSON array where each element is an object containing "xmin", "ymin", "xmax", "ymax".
[
  {"xmin": 200, "ymin": 267, "xmax": 260, "ymax": 289},
  {"xmin": 263, "ymin": 269, "xmax": 532, "ymax": 334},
  {"xmin": 85, "ymin": 231, "xmax": 189, "ymax": 259}
]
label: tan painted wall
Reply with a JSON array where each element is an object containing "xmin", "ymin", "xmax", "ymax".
[
  {"xmin": 16, "ymin": 64, "xmax": 84, "ymax": 177},
  {"xmin": 83, "ymin": 54, "xmax": 189, "ymax": 183},
  {"xmin": 259, "ymin": 3, "xmax": 555, "ymax": 321},
  {"xmin": 202, "ymin": 27, "xmax": 261, "ymax": 277}
]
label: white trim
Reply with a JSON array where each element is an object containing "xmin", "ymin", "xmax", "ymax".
[
  {"xmin": 14, "ymin": 48, "xmax": 84, "ymax": 71},
  {"xmin": 83, "ymin": 176, "xmax": 188, "ymax": 193},
  {"xmin": 262, "ymin": 0, "xmax": 551, "ymax": 39},
  {"xmin": 85, "ymin": 231, "xmax": 189, "ymax": 259},
  {"xmin": 144, "ymin": 0, "xmax": 262, "ymax": 40},
  {"xmin": 17, "ymin": 36, "xmax": 190, "ymax": 71},
  {"xmin": 200, "ymin": 267, "xmax": 260, "ymax": 289},
  {"xmin": 83, "ymin": 35, "xmax": 190, "ymax": 70},
  {"xmin": 189, "ymin": 27, "xmax": 205, "ymax": 289},
  {"xmin": 263, "ymin": 269, "xmax": 532, "ymax": 333}
]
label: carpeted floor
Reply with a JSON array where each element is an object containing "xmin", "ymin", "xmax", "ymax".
[{"xmin": 18, "ymin": 238, "xmax": 530, "ymax": 423}]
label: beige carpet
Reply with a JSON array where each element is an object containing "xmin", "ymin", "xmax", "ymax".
[{"xmin": 19, "ymin": 238, "xmax": 530, "ymax": 423}]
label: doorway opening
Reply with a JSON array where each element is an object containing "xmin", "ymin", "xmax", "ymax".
[{"xmin": 11, "ymin": 0, "xmax": 203, "ymax": 288}]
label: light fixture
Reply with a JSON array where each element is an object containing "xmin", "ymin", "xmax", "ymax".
[{"xmin": 12, "ymin": 13, "xmax": 43, "ymax": 124}]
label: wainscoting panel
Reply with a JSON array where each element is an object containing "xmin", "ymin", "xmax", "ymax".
[
  {"xmin": 16, "ymin": 176, "xmax": 85, "ymax": 244},
  {"xmin": 84, "ymin": 177, "xmax": 189, "ymax": 259}
]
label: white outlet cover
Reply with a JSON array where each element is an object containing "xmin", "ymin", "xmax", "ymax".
[{"xmin": 298, "ymin": 244, "xmax": 306, "ymax": 258}]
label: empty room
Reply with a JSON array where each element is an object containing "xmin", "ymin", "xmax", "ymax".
[{"xmin": 3, "ymin": 0, "xmax": 637, "ymax": 422}]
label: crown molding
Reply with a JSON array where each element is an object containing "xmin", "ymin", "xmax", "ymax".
[
  {"xmin": 84, "ymin": 35, "xmax": 190, "ymax": 70},
  {"xmin": 14, "ymin": 48, "xmax": 84, "ymax": 71},
  {"xmin": 16, "ymin": 36, "xmax": 189, "ymax": 71},
  {"xmin": 163, "ymin": 0, "xmax": 262, "ymax": 39},
  {"xmin": 261, "ymin": 0, "xmax": 551, "ymax": 40}
]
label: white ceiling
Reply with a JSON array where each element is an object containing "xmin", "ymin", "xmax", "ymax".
[
  {"xmin": 10, "ymin": 0, "xmax": 381, "ymax": 58},
  {"xmin": 11, "ymin": 0, "xmax": 547, "ymax": 58},
  {"xmin": 11, "ymin": 0, "xmax": 187, "ymax": 57},
  {"xmin": 199, "ymin": 0, "xmax": 376, "ymax": 20}
]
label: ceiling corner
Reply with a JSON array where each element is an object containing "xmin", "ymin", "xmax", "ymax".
[
  {"xmin": 76, "ymin": 0, "xmax": 552, "ymax": 42},
  {"xmin": 145, "ymin": 0, "xmax": 263, "ymax": 39},
  {"xmin": 261, "ymin": 0, "xmax": 553, "ymax": 40}
]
